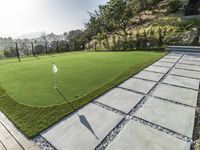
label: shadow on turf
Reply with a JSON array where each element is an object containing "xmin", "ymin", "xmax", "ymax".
[{"xmin": 56, "ymin": 87, "xmax": 99, "ymax": 139}]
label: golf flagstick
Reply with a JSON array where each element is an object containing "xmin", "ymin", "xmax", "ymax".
[
  {"xmin": 52, "ymin": 63, "xmax": 98, "ymax": 138},
  {"xmin": 53, "ymin": 62, "xmax": 58, "ymax": 88},
  {"xmin": 52, "ymin": 62, "xmax": 77, "ymax": 112}
]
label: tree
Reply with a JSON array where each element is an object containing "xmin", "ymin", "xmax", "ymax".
[
  {"xmin": 168, "ymin": 0, "xmax": 183, "ymax": 13},
  {"xmin": 66, "ymin": 30, "xmax": 86, "ymax": 50},
  {"xmin": 97, "ymin": 0, "xmax": 135, "ymax": 49}
]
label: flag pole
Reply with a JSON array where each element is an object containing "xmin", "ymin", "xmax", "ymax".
[
  {"xmin": 52, "ymin": 62, "xmax": 77, "ymax": 112},
  {"xmin": 53, "ymin": 62, "xmax": 57, "ymax": 89},
  {"xmin": 54, "ymin": 70, "xmax": 57, "ymax": 89}
]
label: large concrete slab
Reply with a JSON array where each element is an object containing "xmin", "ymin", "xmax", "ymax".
[
  {"xmin": 134, "ymin": 71, "xmax": 164, "ymax": 82},
  {"xmin": 168, "ymin": 52, "xmax": 183, "ymax": 57},
  {"xmin": 175, "ymin": 64, "xmax": 200, "ymax": 72},
  {"xmin": 163, "ymin": 55, "xmax": 181, "ymax": 60},
  {"xmin": 182, "ymin": 53, "xmax": 200, "ymax": 61},
  {"xmin": 95, "ymin": 88, "xmax": 144, "ymax": 113},
  {"xmin": 179, "ymin": 59, "xmax": 200, "ymax": 66},
  {"xmin": 170, "ymin": 68, "xmax": 200, "ymax": 80},
  {"xmin": 162, "ymin": 75, "xmax": 199, "ymax": 90},
  {"xmin": 159, "ymin": 58, "xmax": 178, "ymax": 63},
  {"xmin": 135, "ymin": 98, "xmax": 195, "ymax": 137},
  {"xmin": 119, "ymin": 78, "xmax": 156, "ymax": 94},
  {"xmin": 41, "ymin": 103, "xmax": 123, "ymax": 150},
  {"xmin": 153, "ymin": 61, "xmax": 174, "ymax": 68},
  {"xmin": 144, "ymin": 65, "xmax": 170, "ymax": 74},
  {"xmin": 106, "ymin": 121, "xmax": 190, "ymax": 150},
  {"xmin": 153, "ymin": 84, "xmax": 198, "ymax": 107}
]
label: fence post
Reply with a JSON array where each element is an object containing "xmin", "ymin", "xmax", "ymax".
[
  {"xmin": 56, "ymin": 41, "xmax": 59, "ymax": 53},
  {"xmin": 15, "ymin": 42, "xmax": 21, "ymax": 62},
  {"xmin": 66, "ymin": 41, "xmax": 69, "ymax": 51},
  {"xmin": 45, "ymin": 42, "xmax": 48, "ymax": 54},
  {"xmin": 31, "ymin": 42, "xmax": 36, "ymax": 57}
]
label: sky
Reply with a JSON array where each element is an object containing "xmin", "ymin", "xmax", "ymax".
[{"xmin": 0, "ymin": 0, "xmax": 108, "ymax": 38}]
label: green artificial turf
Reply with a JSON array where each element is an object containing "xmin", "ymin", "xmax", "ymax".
[{"xmin": 0, "ymin": 51, "xmax": 166, "ymax": 137}]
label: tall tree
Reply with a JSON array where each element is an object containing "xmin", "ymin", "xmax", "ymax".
[{"xmin": 98, "ymin": 0, "xmax": 135, "ymax": 47}]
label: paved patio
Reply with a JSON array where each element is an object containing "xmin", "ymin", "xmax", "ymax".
[
  {"xmin": 0, "ymin": 52, "xmax": 199, "ymax": 150},
  {"xmin": 40, "ymin": 52, "xmax": 199, "ymax": 150}
]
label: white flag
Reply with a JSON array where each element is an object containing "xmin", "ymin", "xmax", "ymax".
[{"xmin": 53, "ymin": 63, "xmax": 58, "ymax": 73}]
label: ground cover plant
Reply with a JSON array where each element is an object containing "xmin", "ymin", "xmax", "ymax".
[{"xmin": 0, "ymin": 51, "xmax": 165, "ymax": 137}]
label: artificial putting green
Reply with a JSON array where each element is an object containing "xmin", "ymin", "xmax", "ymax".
[{"xmin": 0, "ymin": 51, "xmax": 166, "ymax": 137}]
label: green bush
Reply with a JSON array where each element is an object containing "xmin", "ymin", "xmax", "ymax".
[{"xmin": 168, "ymin": 0, "xmax": 183, "ymax": 13}]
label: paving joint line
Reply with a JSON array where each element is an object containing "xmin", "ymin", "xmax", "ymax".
[
  {"xmin": 0, "ymin": 120, "xmax": 25, "ymax": 150},
  {"xmin": 0, "ymin": 139, "xmax": 7, "ymax": 150},
  {"xmin": 170, "ymin": 73, "xmax": 200, "ymax": 80},
  {"xmin": 174, "ymin": 67, "xmax": 200, "ymax": 73},
  {"xmin": 152, "ymin": 65, "xmax": 172, "ymax": 68},
  {"xmin": 92, "ymin": 101, "xmax": 126, "ymax": 117},
  {"xmin": 161, "ymin": 57, "xmax": 180, "ymax": 60},
  {"xmin": 120, "ymin": 82, "xmax": 196, "ymax": 108},
  {"xmin": 152, "ymin": 96, "xmax": 196, "ymax": 109},
  {"xmin": 131, "ymin": 116, "xmax": 193, "ymax": 143},
  {"xmin": 159, "ymin": 60, "xmax": 177, "ymax": 63},
  {"xmin": 33, "ymin": 135, "xmax": 56, "ymax": 150},
  {"xmin": 142, "ymin": 69, "xmax": 165, "ymax": 74},
  {"xmin": 132, "ymin": 76, "xmax": 157, "ymax": 83},
  {"xmin": 161, "ymin": 82, "xmax": 198, "ymax": 91},
  {"xmin": 178, "ymin": 62, "xmax": 200, "ymax": 67},
  {"xmin": 118, "ymin": 82, "xmax": 196, "ymax": 109},
  {"xmin": 95, "ymin": 118, "xmax": 128, "ymax": 150},
  {"xmin": 191, "ymin": 83, "xmax": 200, "ymax": 149},
  {"xmin": 95, "ymin": 96, "xmax": 148, "ymax": 150},
  {"xmin": 182, "ymin": 58, "xmax": 200, "ymax": 63},
  {"xmin": 95, "ymin": 53, "xmax": 194, "ymax": 149},
  {"xmin": 117, "ymin": 86, "xmax": 146, "ymax": 95}
]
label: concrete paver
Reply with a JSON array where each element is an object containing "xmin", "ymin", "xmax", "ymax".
[
  {"xmin": 182, "ymin": 54, "xmax": 200, "ymax": 61},
  {"xmin": 159, "ymin": 58, "xmax": 178, "ymax": 63},
  {"xmin": 175, "ymin": 64, "xmax": 200, "ymax": 71},
  {"xmin": 134, "ymin": 71, "xmax": 164, "ymax": 82},
  {"xmin": 162, "ymin": 75, "xmax": 199, "ymax": 90},
  {"xmin": 182, "ymin": 57, "xmax": 200, "ymax": 61},
  {"xmin": 41, "ymin": 103, "xmax": 123, "ymax": 150},
  {"xmin": 106, "ymin": 121, "xmax": 190, "ymax": 150},
  {"xmin": 179, "ymin": 59, "xmax": 200, "ymax": 66},
  {"xmin": 95, "ymin": 88, "xmax": 144, "ymax": 113},
  {"xmin": 163, "ymin": 55, "xmax": 181, "ymax": 60},
  {"xmin": 153, "ymin": 84, "xmax": 198, "ymax": 107},
  {"xmin": 119, "ymin": 78, "xmax": 156, "ymax": 94},
  {"xmin": 153, "ymin": 61, "xmax": 174, "ymax": 68},
  {"xmin": 144, "ymin": 65, "xmax": 170, "ymax": 74},
  {"xmin": 170, "ymin": 68, "xmax": 200, "ymax": 80},
  {"xmin": 168, "ymin": 52, "xmax": 183, "ymax": 57},
  {"xmin": 135, "ymin": 98, "xmax": 195, "ymax": 137}
]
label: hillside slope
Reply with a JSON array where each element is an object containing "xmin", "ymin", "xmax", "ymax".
[{"xmin": 87, "ymin": 0, "xmax": 200, "ymax": 50}]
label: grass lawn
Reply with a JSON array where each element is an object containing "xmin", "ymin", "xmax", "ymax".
[{"xmin": 0, "ymin": 51, "xmax": 166, "ymax": 137}]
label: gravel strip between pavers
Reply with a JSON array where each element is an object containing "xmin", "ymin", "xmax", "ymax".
[{"xmin": 95, "ymin": 53, "xmax": 197, "ymax": 149}]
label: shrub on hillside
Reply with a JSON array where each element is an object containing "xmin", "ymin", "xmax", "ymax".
[{"xmin": 168, "ymin": 0, "xmax": 183, "ymax": 13}]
